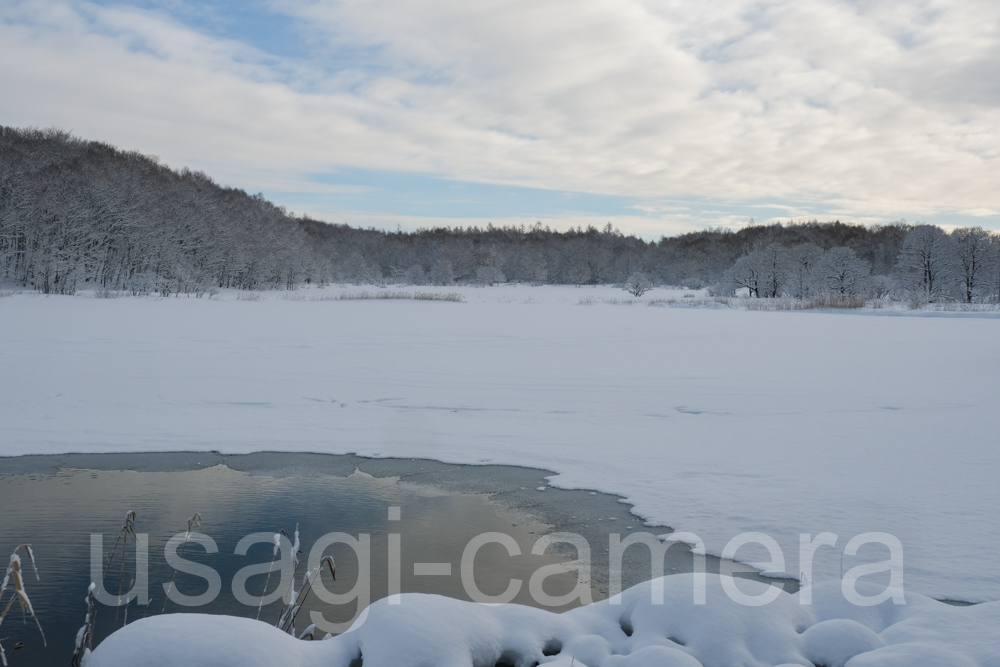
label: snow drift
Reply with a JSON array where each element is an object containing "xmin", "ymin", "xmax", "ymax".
[{"xmin": 85, "ymin": 574, "xmax": 999, "ymax": 667}]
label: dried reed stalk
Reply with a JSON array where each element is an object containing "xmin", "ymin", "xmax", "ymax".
[
  {"xmin": 162, "ymin": 513, "xmax": 201, "ymax": 613},
  {"xmin": 277, "ymin": 556, "xmax": 336, "ymax": 636},
  {"xmin": 0, "ymin": 545, "xmax": 45, "ymax": 652}
]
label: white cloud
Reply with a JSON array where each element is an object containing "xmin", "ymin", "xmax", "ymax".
[{"xmin": 1, "ymin": 0, "xmax": 999, "ymax": 232}]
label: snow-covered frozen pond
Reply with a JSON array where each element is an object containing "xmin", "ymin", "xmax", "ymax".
[{"xmin": 2, "ymin": 284, "xmax": 998, "ymax": 607}]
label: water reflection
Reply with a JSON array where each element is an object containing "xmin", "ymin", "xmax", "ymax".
[{"xmin": 0, "ymin": 464, "xmax": 585, "ymax": 667}]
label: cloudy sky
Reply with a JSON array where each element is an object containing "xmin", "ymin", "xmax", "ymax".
[{"xmin": 3, "ymin": 0, "xmax": 999, "ymax": 236}]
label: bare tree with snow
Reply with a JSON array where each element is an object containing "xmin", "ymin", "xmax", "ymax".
[
  {"xmin": 951, "ymin": 227, "xmax": 998, "ymax": 303},
  {"xmin": 723, "ymin": 251, "xmax": 763, "ymax": 297},
  {"xmin": 787, "ymin": 243, "xmax": 824, "ymax": 299},
  {"xmin": 896, "ymin": 225, "xmax": 957, "ymax": 302},
  {"xmin": 475, "ymin": 245, "xmax": 506, "ymax": 286},
  {"xmin": 817, "ymin": 247, "xmax": 871, "ymax": 297},
  {"xmin": 757, "ymin": 244, "xmax": 790, "ymax": 298}
]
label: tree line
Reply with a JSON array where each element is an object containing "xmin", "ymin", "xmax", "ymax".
[
  {"xmin": 714, "ymin": 225, "xmax": 999, "ymax": 303},
  {"xmin": 0, "ymin": 127, "xmax": 330, "ymax": 295},
  {"xmin": 2, "ymin": 126, "xmax": 998, "ymax": 301}
]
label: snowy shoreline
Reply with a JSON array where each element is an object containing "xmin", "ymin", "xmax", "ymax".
[
  {"xmin": 85, "ymin": 575, "xmax": 1000, "ymax": 667},
  {"xmin": 2, "ymin": 285, "xmax": 998, "ymax": 606}
]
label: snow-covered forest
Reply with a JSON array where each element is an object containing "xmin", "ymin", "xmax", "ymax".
[
  {"xmin": 2, "ymin": 126, "xmax": 999, "ymax": 303},
  {"xmin": 715, "ymin": 225, "xmax": 1000, "ymax": 305}
]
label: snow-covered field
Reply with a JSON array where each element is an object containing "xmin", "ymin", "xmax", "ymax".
[{"xmin": 2, "ymin": 285, "xmax": 999, "ymax": 611}]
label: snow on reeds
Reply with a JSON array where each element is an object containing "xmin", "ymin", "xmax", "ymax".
[
  {"xmin": 323, "ymin": 291, "xmax": 463, "ymax": 302},
  {"xmin": 70, "ymin": 584, "xmax": 97, "ymax": 667},
  {"xmin": 742, "ymin": 295, "xmax": 867, "ymax": 310},
  {"xmin": 0, "ymin": 544, "xmax": 46, "ymax": 661},
  {"xmin": 161, "ymin": 513, "xmax": 201, "ymax": 613},
  {"xmin": 276, "ymin": 556, "xmax": 336, "ymax": 638},
  {"xmin": 914, "ymin": 301, "xmax": 1000, "ymax": 312},
  {"xmin": 280, "ymin": 290, "xmax": 464, "ymax": 302},
  {"xmin": 252, "ymin": 521, "xmax": 338, "ymax": 637},
  {"xmin": 69, "ymin": 510, "xmax": 140, "ymax": 666},
  {"xmin": 579, "ymin": 296, "xmax": 639, "ymax": 305},
  {"xmin": 256, "ymin": 533, "xmax": 283, "ymax": 621},
  {"xmin": 104, "ymin": 510, "xmax": 139, "ymax": 629},
  {"xmin": 647, "ymin": 296, "xmax": 731, "ymax": 308}
]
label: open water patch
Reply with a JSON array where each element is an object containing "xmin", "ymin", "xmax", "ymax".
[{"xmin": 0, "ymin": 452, "xmax": 792, "ymax": 666}]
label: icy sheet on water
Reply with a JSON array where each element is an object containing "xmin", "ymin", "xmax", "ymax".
[{"xmin": 86, "ymin": 575, "xmax": 999, "ymax": 667}]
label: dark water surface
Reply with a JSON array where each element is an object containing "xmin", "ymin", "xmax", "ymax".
[{"xmin": 0, "ymin": 452, "xmax": 791, "ymax": 666}]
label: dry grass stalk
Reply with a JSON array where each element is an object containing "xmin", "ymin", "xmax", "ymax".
[
  {"xmin": 273, "ymin": 525, "xmax": 303, "ymax": 626},
  {"xmin": 161, "ymin": 513, "xmax": 202, "ymax": 613},
  {"xmin": 0, "ymin": 545, "xmax": 46, "ymax": 651},
  {"xmin": 263, "ymin": 290, "xmax": 466, "ymax": 302},
  {"xmin": 277, "ymin": 556, "xmax": 336, "ymax": 636},
  {"xmin": 73, "ymin": 510, "xmax": 141, "ymax": 664},
  {"xmin": 921, "ymin": 301, "xmax": 1000, "ymax": 312},
  {"xmin": 809, "ymin": 294, "xmax": 867, "ymax": 309},
  {"xmin": 104, "ymin": 510, "xmax": 137, "ymax": 629},
  {"xmin": 331, "ymin": 291, "xmax": 464, "ymax": 302},
  {"xmin": 70, "ymin": 584, "xmax": 97, "ymax": 667},
  {"xmin": 742, "ymin": 294, "xmax": 868, "ymax": 310},
  {"xmin": 744, "ymin": 297, "xmax": 801, "ymax": 311},
  {"xmin": 648, "ymin": 296, "xmax": 731, "ymax": 308},
  {"xmin": 256, "ymin": 529, "xmax": 290, "ymax": 620}
]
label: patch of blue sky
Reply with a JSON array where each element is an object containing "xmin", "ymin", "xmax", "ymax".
[
  {"xmin": 264, "ymin": 169, "xmax": 999, "ymax": 234},
  {"xmin": 920, "ymin": 211, "xmax": 1000, "ymax": 229},
  {"xmin": 85, "ymin": 0, "xmax": 311, "ymax": 59},
  {"xmin": 282, "ymin": 170, "xmax": 782, "ymax": 222},
  {"xmin": 295, "ymin": 169, "xmax": 642, "ymax": 220}
]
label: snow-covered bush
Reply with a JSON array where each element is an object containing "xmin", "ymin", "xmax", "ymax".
[{"xmin": 622, "ymin": 272, "xmax": 653, "ymax": 297}]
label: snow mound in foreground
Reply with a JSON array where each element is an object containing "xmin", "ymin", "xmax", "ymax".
[{"xmin": 86, "ymin": 575, "xmax": 999, "ymax": 667}]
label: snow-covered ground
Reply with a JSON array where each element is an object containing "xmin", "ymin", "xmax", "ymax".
[
  {"xmin": 87, "ymin": 576, "xmax": 1000, "ymax": 667},
  {"xmin": 2, "ymin": 285, "xmax": 999, "ymax": 608}
]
